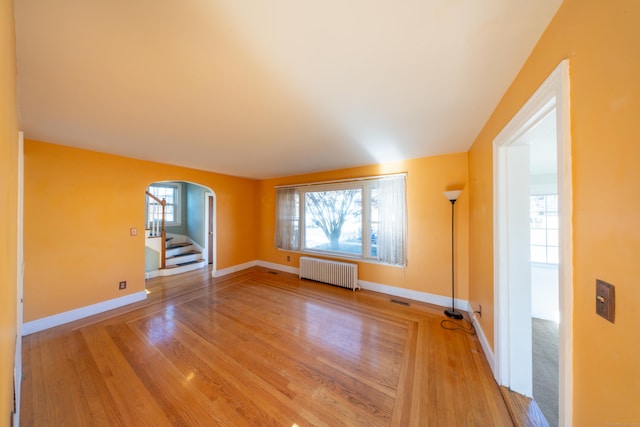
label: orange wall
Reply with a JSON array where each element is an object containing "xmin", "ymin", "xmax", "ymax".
[
  {"xmin": 259, "ymin": 153, "xmax": 469, "ymax": 300},
  {"xmin": 468, "ymin": 0, "xmax": 640, "ymax": 423},
  {"xmin": 24, "ymin": 140, "xmax": 259, "ymax": 322},
  {"xmin": 0, "ymin": 0, "xmax": 18, "ymax": 422}
]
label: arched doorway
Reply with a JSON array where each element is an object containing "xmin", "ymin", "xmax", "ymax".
[{"xmin": 144, "ymin": 180, "xmax": 216, "ymax": 278}]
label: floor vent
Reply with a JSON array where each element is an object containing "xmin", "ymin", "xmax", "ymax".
[{"xmin": 390, "ymin": 299, "xmax": 410, "ymax": 306}]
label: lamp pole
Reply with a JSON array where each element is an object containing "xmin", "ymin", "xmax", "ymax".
[{"xmin": 444, "ymin": 191, "xmax": 463, "ymax": 319}]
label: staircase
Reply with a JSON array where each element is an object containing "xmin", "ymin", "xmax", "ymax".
[
  {"xmin": 145, "ymin": 232, "xmax": 206, "ymax": 279},
  {"xmin": 165, "ymin": 237, "xmax": 204, "ymax": 268},
  {"xmin": 145, "ymin": 189, "xmax": 206, "ymax": 278}
]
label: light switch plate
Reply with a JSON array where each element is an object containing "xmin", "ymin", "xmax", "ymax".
[{"xmin": 596, "ymin": 279, "xmax": 615, "ymax": 323}]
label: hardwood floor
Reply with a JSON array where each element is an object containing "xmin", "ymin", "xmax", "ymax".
[
  {"xmin": 21, "ymin": 266, "xmax": 516, "ymax": 426},
  {"xmin": 500, "ymin": 388, "xmax": 550, "ymax": 427}
]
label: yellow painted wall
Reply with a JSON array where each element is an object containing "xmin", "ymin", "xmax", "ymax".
[
  {"xmin": 259, "ymin": 153, "xmax": 469, "ymax": 301},
  {"xmin": 468, "ymin": 0, "xmax": 640, "ymax": 423},
  {"xmin": 24, "ymin": 140, "xmax": 259, "ymax": 322},
  {"xmin": 0, "ymin": 0, "xmax": 18, "ymax": 422}
]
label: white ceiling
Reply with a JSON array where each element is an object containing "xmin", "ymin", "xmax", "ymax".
[{"xmin": 14, "ymin": 0, "xmax": 563, "ymax": 179}]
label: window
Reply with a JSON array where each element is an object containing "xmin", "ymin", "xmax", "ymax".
[
  {"xmin": 275, "ymin": 175, "xmax": 406, "ymax": 266},
  {"xmin": 147, "ymin": 183, "xmax": 181, "ymax": 226},
  {"xmin": 530, "ymin": 194, "xmax": 558, "ymax": 264},
  {"xmin": 304, "ymin": 187, "xmax": 364, "ymax": 256}
]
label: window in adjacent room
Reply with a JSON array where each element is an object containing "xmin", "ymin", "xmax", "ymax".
[
  {"xmin": 147, "ymin": 183, "xmax": 181, "ymax": 226},
  {"xmin": 274, "ymin": 174, "xmax": 406, "ymax": 266},
  {"xmin": 530, "ymin": 194, "xmax": 558, "ymax": 264}
]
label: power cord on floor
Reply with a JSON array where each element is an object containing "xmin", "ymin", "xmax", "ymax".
[{"xmin": 440, "ymin": 313, "xmax": 476, "ymax": 335}]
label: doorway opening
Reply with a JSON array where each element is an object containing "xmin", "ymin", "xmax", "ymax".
[
  {"xmin": 144, "ymin": 181, "xmax": 216, "ymax": 278},
  {"xmin": 494, "ymin": 60, "xmax": 572, "ymax": 426}
]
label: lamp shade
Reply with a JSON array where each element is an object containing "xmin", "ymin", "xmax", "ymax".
[{"xmin": 443, "ymin": 190, "xmax": 462, "ymax": 201}]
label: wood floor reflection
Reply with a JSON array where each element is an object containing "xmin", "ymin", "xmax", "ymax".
[{"xmin": 21, "ymin": 267, "xmax": 514, "ymax": 426}]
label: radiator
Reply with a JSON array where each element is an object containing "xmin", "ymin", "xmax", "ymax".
[{"xmin": 299, "ymin": 256, "xmax": 360, "ymax": 291}]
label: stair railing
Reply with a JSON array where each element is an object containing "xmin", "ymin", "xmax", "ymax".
[{"xmin": 146, "ymin": 191, "xmax": 167, "ymax": 269}]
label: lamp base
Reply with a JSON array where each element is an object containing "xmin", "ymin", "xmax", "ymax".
[{"xmin": 444, "ymin": 309, "xmax": 464, "ymax": 320}]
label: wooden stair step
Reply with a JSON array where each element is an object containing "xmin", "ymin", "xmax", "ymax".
[
  {"xmin": 167, "ymin": 242, "xmax": 192, "ymax": 249},
  {"xmin": 168, "ymin": 250, "xmax": 200, "ymax": 259},
  {"xmin": 164, "ymin": 260, "xmax": 201, "ymax": 269},
  {"xmin": 176, "ymin": 260, "xmax": 200, "ymax": 267}
]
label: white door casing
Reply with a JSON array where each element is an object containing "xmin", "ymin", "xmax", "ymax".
[
  {"xmin": 15, "ymin": 131, "xmax": 24, "ymax": 427},
  {"xmin": 493, "ymin": 60, "xmax": 572, "ymax": 425}
]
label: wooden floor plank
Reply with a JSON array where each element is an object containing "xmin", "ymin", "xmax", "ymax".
[
  {"xmin": 82, "ymin": 326, "xmax": 174, "ymax": 426},
  {"xmin": 171, "ymin": 290, "xmax": 395, "ymax": 426},
  {"xmin": 20, "ymin": 266, "xmax": 516, "ymax": 426},
  {"xmin": 500, "ymin": 386, "xmax": 551, "ymax": 427}
]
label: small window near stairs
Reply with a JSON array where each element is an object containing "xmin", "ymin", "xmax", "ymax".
[{"xmin": 147, "ymin": 183, "xmax": 181, "ymax": 226}]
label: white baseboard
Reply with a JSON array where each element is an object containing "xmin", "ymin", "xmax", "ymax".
[
  {"xmin": 359, "ymin": 280, "xmax": 470, "ymax": 313},
  {"xmin": 471, "ymin": 311, "xmax": 495, "ymax": 376},
  {"xmin": 256, "ymin": 260, "xmax": 299, "ymax": 276},
  {"xmin": 250, "ymin": 260, "xmax": 470, "ymax": 313},
  {"xmin": 146, "ymin": 260, "xmax": 206, "ymax": 279},
  {"xmin": 22, "ymin": 291, "xmax": 147, "ymax": 336},
  {"xmin": 212, "ymin": 260, "xmax": 259, "ymax": 278}
]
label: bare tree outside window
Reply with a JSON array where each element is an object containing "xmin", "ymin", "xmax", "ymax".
[
  {"xmin": 305, "ymin": 189, "xmax": 362, "ymax": 252},
  {"xmin": 274, "ymin": 175, "xmax": 406, "ymax": 265}
]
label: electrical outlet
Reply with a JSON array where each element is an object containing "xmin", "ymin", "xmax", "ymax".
[
  {"xmin": 119, "ymin": 281, "xmax": 127, "ymax": 290},
  {"xmin": 472, "ymin": 304, "xmax": 482, "ymax": 318},
  {"xmin": 130, "ymin": 228, "xmax": 137, "ymax": 236}
]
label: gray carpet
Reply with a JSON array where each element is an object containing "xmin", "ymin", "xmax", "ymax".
[{"xmin": 533, "ymin": 318, "xmax": 559, "ymax": 427}]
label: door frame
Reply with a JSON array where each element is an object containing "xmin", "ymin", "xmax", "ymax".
[
  {"xmin": 493, "ymin": 60, "xmax": 572, "ymax": 425},
  {"xmin": 502, "ymin": 141, "xmax": 534, "ymax": 396},
  {"xmin": 204, "ymin": 191, "xmax": 216, "ymax": 271},
  {"xmin": 15, "ymin": 131, "xmax": 24, "ymax": 427}
]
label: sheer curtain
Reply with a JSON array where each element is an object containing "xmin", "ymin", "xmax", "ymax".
[
  {"xmin": 376, "ymin": 175, "xmax": 407, "ymax": 266},
  {"xmin": 274, "ymin": 187, "xmax": 300, "ymax": 251}
]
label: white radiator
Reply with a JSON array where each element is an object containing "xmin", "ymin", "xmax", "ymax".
[{"xmin": 299, "ymin": 257, "xmax": 360, "ymax": 291}]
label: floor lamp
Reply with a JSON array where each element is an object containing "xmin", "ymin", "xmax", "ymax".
[{"xmin": 443, "ymin": 190, "xmax": 463, "ymax": 319}]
